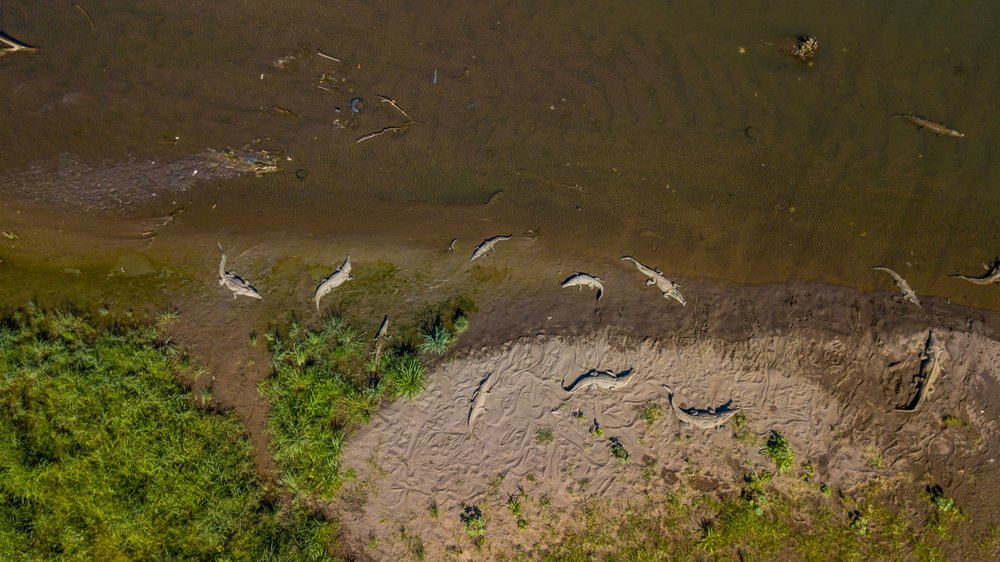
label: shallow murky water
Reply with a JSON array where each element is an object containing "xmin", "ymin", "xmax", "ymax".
[{"xmin": 1, "ymin": 0, "xmax": 999, "ymax": 310}]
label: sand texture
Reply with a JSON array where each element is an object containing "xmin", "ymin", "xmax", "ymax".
[{"xmin": 339, "ymin": 317, "xmax": 1000, "ymax": 560}]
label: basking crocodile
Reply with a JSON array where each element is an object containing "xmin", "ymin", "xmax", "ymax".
[
  {"xmin": 217, "ymin": 243, "xmax": 262, "ymax": 300},
  {"xmin": 470, "ymin": 234, "xmax": 512, "ymax": 262},
  {"xmin": 564, "ymin": 368, "xmax": 634, "ymax": 392},
  {"xmin": 315, "ymin": 255, "xmax": 352, "ymax": 310},
  {"xmin": 894, "ymin": 330, "xmax": 944, "ymax": 413},
  {"xmin": 873, "ymin": 266, "xmax": 920, "ymax": 306},
  {"xmin": 371, "ymin": 315, "xmax": 389, "ymax": 371},
  {"xmin": 662, "ymin": 385, "xmax": 737, "ymax": 429},
  {"xmin": 951, "ymin": 257, "xmax": 1000, "ymax": 286},
  {"xmin": 620, "ymin": 256, "xmax": 686, "ymax": 305},
  {"xmin": 561, "ymin": 272, "xmax": 605, "ymax": 301},
  {"xmin": 468, "ymin": 371, "xmax": 497, "ymax": 432}
]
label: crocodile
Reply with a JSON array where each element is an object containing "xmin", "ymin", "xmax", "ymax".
[
  {"xmin": 564, "ymin": 368, "xmax": 634, "ymax": 392},
  {"xmin": 560, "ymin": 272, "xmax": 604, "ymax": 301},
  {"xmin": 895, "ymin": 330, "xmax": 944, "ymax": 412},
  {"xmin": 315, "ymin": 255, "xmax": 352, "ymax": 310},
  {"xmin": 217, "ymin": 243, "xmax": 262, "ymax": 300},
  {"xmin": 951, "ymin": 257, "xmax": 1000, "ymax": 286},
  {"xmin": 470, "ymin": 234, "xmax": 512, "ymax": 262},
  {"xmin": 620, "ymin": 256, "xmax": 686, "ymax": 305},
  {"xmin": 662, "ymin": 385, "xmax": 737, "ymax": 429},
  {"xmin": 468, "ymin": 372, "xmax": 497, "ymax": 432},
  {"xmin": 371, "ymin": 315, "xmax": 389, "ymax": 371},
  {"xmin": 894, "ymin": 114, "xmax": 965, "ymax": 138},
  {"xmin": 873, "ymin": 266, "xmax": 920, "ymax": 306}
]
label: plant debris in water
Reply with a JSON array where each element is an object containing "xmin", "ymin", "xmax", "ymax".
[{"xmin": 792, "ymin": 35, "xmax": 819, "ymax": 63}]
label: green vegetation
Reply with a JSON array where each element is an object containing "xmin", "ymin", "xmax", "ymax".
[
  {"xmin": 942, "ymin": 415, "xmax": 967, "ymax": 428},
  {"xmin": 640, "ymin": 402, "xmax": 662, "ymax": 428},
  {"xmin": 461, "ymin": 505, "xmax": 486, "ymax": 542},
  {"xmin": 760, "ymin": 430, "xmax": 795, "ymax": 473},
  {"xmin": 418, "ymin": 324, "xmax": 454, "ymax": 354},
  {"xmin": 508, "ymin": 493, "xmax": 529, "ymax": 529},
  {"xmin": 0, "ymin": 306, "xmax": 335, "ymax": 560},
  {"xmin": 543, "ymin": 466, "xmax": 960, "ymax": 560},
  {"xmin": 589, "ymin": 419, "xmax": 603, "ymax": 437},
  {"xmin": 260, "ymin": 316, "xmax": 427, "ymax": 498},
  {"xmin": 731, "ymin": 410, "xmax": 755, "ymax": 443},
  {"xmin": 610, "ymin": 437, "xmax": 630, "ymax": 464},
  {"xmin": 535, "ymin": 427, "xmax": 555, "ymax": 444}
]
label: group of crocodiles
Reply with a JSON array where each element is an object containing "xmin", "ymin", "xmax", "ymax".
[
  {"xmin": 871, "ymin": 258, "xmax": 1000, "ymax": 307},
  {"xmin": 221, "ymin": 236, "xmax": 997, "ymax": 311},
  {"xmin": 559, "ymin": 256, "xmax": 687, "ymax": 305},
  {"xmin": 217, "ymin": 243, "xmax": 351, "ymax": 310},
  {"xmin": 467, "ymin": 366, "xmax": 736, "ymax": 434}
]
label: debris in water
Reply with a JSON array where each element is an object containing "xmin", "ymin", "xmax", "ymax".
[
  {"xmin": 791, "ymin": 35, "xmax": 819, "ymax": 63},
  {"xmin": 0, "ymin": 31, "xmax": 38, "ymax": 56}
]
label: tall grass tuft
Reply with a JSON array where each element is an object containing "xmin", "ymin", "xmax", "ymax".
[
  {"xmin": 418, "ymin": 324, "xmax": 454, "ymax": 354},
  {"xmin": 0, "ymin": 307, "xmax": 335, "ymax": 560},
  {"xmin": 260, "ymin": 316, "xmax": 428, "ymax": 499}
]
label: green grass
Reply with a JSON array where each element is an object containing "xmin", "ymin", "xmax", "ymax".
[
  {"xmin": 418, "ymin": 324, "xmax": 454, "ymax": 354},
  {"xmin": 640, "ymin": 402, "xmax": 662, "ymax": 428},
  {"xmin": 0, "ymin": 306, "xmax": 335, "ymax": 560},
  {"xmin": 535, "ymin": 427, "xmax": 555, "ymax": 444},
  {"xmin": 542, "ymin": 463, "xmax": 962, "ymax": 561},
  {"xmin": 260, "ymin": 316, "xmax": 428, "ymax": 499}
]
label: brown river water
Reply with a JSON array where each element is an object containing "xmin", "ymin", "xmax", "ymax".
[{"xmin": 1, "ymin": 0, "xmax": 998, "ymax": 312}]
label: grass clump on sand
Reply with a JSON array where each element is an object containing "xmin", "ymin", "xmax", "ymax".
[
  {"xmin": 760, "ymin": 430, "xmax": 795, "ymax": 473},
  {"xmin": 261, "ymin": 316, "xmax": 427, "ymax": 499},
  {"xmin": 535, "ymin": 427, "xmax": 555, "ymax": 444},
  {"xmin": 0, "ymin": 306, "xmax": 335, "ymax": 561}
]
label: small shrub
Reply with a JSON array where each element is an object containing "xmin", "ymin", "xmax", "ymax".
[
  {"xmin": 820, "ymin": 483, "xmax": 833, "ymax": 497},
  {"xmin": 535, "ymin": 427, "xmax": 555, "ymax": 444},
  {"xmin": 800, "ymin": 462, "xmax": 815, "ymax": 482},
  {"xmin": 741, "ymin": 470, "xmax": 773, "ymax": 516},
  {"xmin": 610, "ymin": 437, "xmax": 630, "ymax": 464},
  {"xmin": 453, "ymin": 314, "xmax": 470, "ymax": 334},
  {"xmin": 419, "ymin": 324, "xmax": 454, "ymax": 354},
  {"xmin": 428, "ymin": 500, "xmax": 439, "ymax": 518},
  {"xmin": 640, "ymin": 403, "xmax": 662, "ymax": 428},
  {"xmin": 461, "ymin": 505, "xmax": 486, "ymax": 539},
  {"xmin": 942, "ymin": 415, "xmax": 966, "ymax": 428},
  {"xmin": 589, "ymin": 419, "xmax": 603, "ymax": 437},
  {"xmin": 850, "ymin": 512, "xmax": 870, "ymax": 537},
  {"xmin": 760, "ymin": 430, "xmax": 795, "ymax": 473},
  {"xmin": 507, "ymin": 495, "xmax": 523, "ymax": 517}
]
